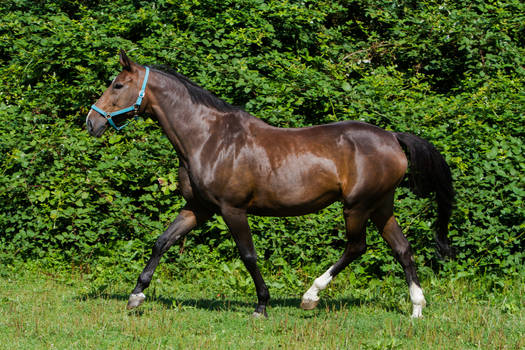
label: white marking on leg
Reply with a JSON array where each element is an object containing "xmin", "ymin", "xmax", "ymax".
[
  {"xmin": 409, "ymin": 282, "xmax": 426, "ymax": 318},
  {"xmin": 301, "ymin": 266, "xmax": 334, "ymax": 310},
  {"xmin": 127, "ymin": 292, "xmax": 146, "ymax": 310}
]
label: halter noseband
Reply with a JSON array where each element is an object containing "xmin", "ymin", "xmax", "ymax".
[{"xmin": 90, "ymin": 66, "xmax": 150, "ymax": 131}]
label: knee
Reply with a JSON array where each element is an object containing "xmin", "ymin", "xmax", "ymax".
[
  {"xmin": 152, "ymin": 237, "xmax": 169, "ymax": 255},
  {"xmin": 240, "ymin": 252, "xmax": 257, "ymax": 267},
  {"xmin": 395, "ymin": 244, "xmax": 413, "ymax": 265}
]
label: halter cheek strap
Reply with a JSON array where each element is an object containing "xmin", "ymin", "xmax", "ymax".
[{"xmin": 90, "ymin": 66, "xmax": 150, "ymax": 131}]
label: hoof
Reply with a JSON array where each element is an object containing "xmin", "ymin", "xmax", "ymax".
[
  {"xmin": 411, "ymin": 304, "xmax": 424, "ymax": 318},
  {"xmin": 300, "ymin": 298, "xmax": 319, "ymax": 310},
  {"xmin": 252, "ymin": 308, "xmax": 268, "ymax": 318},
  {"xmin": 252, "ymin": 311, "xmax": 268, "ymax": 319},
  {"xmin": 127, "ymin": 293, "xmax": 145, "ymax": 310}
]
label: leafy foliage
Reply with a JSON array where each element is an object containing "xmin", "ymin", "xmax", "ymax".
[{"xmin": 0, "ymin": 0, "xmax": 523, "ymax": 286}]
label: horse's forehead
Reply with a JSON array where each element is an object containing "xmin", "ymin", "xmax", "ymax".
[{"xmin": 116, "ymin": 69, "xmax": 140, "ymax": 84}]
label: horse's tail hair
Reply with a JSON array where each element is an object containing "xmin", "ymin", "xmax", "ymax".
[{"xmin": 393, "ymin": 132, "xmax": 455, "ymax": 259}]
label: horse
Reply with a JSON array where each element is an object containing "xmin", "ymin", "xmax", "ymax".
[{"xmin": 86, "ymin": 50, "xmax": 454, "ymax": 318}]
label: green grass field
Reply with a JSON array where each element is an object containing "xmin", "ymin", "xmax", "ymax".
[{"xmin": 1, "ymin": 266, "xmax": 523, "ymax": 350}]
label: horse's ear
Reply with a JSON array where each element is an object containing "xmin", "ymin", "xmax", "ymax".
[{"xmin": 119, "ymin": 49, "xmax": 132, "ymax": 71}]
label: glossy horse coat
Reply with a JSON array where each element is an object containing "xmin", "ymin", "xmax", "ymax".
[{"xmin": 87, "ymin": 51, "xmax": 454, "ymax": 318}]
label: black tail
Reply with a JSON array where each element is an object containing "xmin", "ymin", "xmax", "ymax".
[{"xmin": 393, "ymin": 132, "xmax": 454, "ymax": 259}]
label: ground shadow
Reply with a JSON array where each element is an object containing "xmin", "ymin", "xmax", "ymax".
[{"xmin": 76, "ymin": 291, "xmax": 403, "ymax": 315}]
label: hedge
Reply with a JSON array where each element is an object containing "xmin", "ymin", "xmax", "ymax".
[{"xmin": 0, "ymin": 0, "xmax": 523, "ymax": 283}]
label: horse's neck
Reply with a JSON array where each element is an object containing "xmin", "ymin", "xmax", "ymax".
[
  {"xmin": 155, "ymin": 109, "xmax": 207, "ymax": 161},
  {"xmin": 149, "ymin": 82, "xmax": 227, "ymax": 162},
  {"xmin": 147, "ymin": 71, "xmax": 270, "ymax": 163}
]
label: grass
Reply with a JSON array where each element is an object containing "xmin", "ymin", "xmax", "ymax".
[{"xmin": 0, "ymin": 265, "xmax": 523, "ymax": 350}]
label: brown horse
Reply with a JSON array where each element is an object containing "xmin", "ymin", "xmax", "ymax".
[{"xmin": 86, "ymin": 50, "xmax": 453, "ymax": 318}]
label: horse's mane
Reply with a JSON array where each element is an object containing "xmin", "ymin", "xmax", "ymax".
[{"xmin": 150, "ymin": 65, "xmax": 242, "ymax": 113}]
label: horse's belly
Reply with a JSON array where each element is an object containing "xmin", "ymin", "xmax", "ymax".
[
  {"xmin": 247, "ymin": 184, "xmax": 341, "ymax": 217},
  {"xmin": 247, "ymin": 201, "xmax": 338, "ymax": 217},
  {"xmin": 244, "ymin": 156, "xmax": 344, "ymax": 216}
]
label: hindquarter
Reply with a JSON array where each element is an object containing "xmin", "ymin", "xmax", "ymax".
[{"xmin": 340, "ymin": 125, "xmax": 408, "ymax": 208}]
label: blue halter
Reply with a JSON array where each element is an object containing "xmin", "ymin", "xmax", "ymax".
[{"xmin": 90, "ymin": 66, "xmax": 150, "ymax": 131}]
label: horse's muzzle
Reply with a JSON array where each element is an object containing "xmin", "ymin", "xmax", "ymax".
[{"xmin": 86, "ymin": 111, "xmax": 108, "ymax": 137}]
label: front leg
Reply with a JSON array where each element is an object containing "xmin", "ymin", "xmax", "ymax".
[
  {"xmin": 221, "ymin": 207, "xmax": 270, "ymax": 317},
  {"xmin": 127, "ymin": 206, "xmax": 210, "ymax": 309}
]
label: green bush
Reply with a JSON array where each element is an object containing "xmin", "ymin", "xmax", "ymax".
[{"xmin": 0, "ymin": 0, "xmax": 523, "ymax": 284}]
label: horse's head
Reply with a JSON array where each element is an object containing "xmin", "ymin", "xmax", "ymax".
[{"xmin": 86, "ymin": 50, "xmax": 149, "ymax": 137}]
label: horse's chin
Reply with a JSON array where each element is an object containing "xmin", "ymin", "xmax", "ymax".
[{"xmin": 89, "ymin": 123, "xmax": 108, "ymax": 138}]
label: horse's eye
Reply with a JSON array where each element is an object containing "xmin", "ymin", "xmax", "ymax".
[{"xmin": 114, "ymin": 83, "xmax": 124, "ymax": 89}]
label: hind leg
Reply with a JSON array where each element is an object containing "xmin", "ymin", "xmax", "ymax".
[
  {"xmin": 301, "ymin": 207, "xmax": 368, "ymax": 310},
  {"xmin": 371, "ymin": 194, "xmax": 426, "ymax": 318}
]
